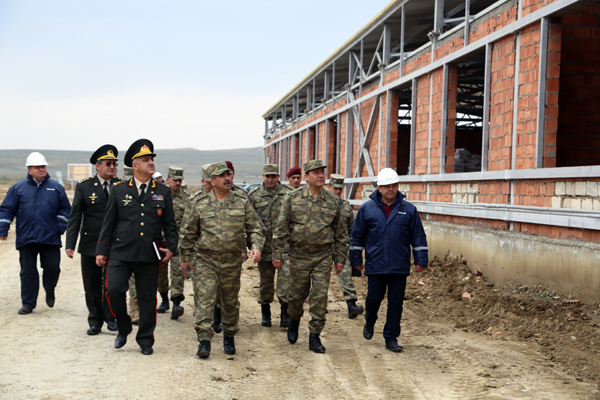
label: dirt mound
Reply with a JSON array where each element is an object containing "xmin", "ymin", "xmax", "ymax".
[{"xmin": 404, "ymin": 254, "xmax": 600, "ymax": 383}]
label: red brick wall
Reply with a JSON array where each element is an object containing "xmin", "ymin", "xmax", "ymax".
[
  {"xmin": 414, "ymin": 75, "xmax": 431, "ymax": 175},
  {"xmin": 543, "ymin": 23, "xmax": 561, "ymax": 168},
  {"xmin": 326, "ymin": 120, "xmax": 336, "ymax": 173},
  {"xmin": 522, "ymin": 0, "xmax": 559, "ymax": 17},
  {"xmin": 488, "ymin": 34, "xmax": 517, "ymax": 171},
  {"xmin": 556, "ymin": 5, "xmax": 600, "ymax": 167},
  {"xmin": 516, "ymin": 22, "xmax": 541, "ymax": 169},
  {"xmin": 339, "ymin": 111, "xmax": 348, "ymax": 177},
  {"xmin": 429, "ymin": 67, "xmax": 444, "ymax": 174},
  {"xmin": 469, "ymin": 5, "xmax": 518, "ymax": 43}
]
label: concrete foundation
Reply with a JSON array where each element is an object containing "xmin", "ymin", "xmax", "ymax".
[{"xmin": 424, "ymin": 220, "xmax": 600, "ymax": 303}]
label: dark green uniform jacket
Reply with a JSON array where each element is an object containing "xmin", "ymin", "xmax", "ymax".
[
  {"xmin": 96, "ymin": 178, "xmax": 178, "ymax": 262},
  {"xmin": 66, "ymin": 175, "xmax": 121, "ymax": 257}
]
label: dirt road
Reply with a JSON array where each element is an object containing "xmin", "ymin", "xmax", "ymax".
[{"xmin": 1, "ymin": 234, "xmax": 598, "ymax": 399}]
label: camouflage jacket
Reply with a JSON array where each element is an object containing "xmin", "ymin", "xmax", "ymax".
[
  {"xmin": 341, "ymin": 199, "xmax": 354, "ymax": 239},
  {"xmin": 248, "ymin": 182, "xmax": 293, "ymax": 261},
  {"xmin": 272, "ymin": 186, "xmax": 348, "ymax": 264},
  {"xmin": 172, "ymin": 188, "xmax": 191, "ymax": 230},
  {"xmin": 179, "ymin": 189, "xmax": 264, "ymax": 263}
]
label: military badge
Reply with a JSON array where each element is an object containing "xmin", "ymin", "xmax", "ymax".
[
  {"xmin": 157, "ymin": 208, "xmax": 163, "ymax": 216},
  {"xmin": 122, "ymin": 194, "xmax": 132, "ymax": 206},
  {"xmin": 151, "ymin": 195, "xmax": 164, "ymax": 201},
  {"xmin": 89, "ymin": 193, "xmax": 98, "ymax": 204}
]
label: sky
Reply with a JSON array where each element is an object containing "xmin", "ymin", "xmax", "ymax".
[{"xmin": 0, "ymin": 0, "xmax": 391, "ymax": 152}]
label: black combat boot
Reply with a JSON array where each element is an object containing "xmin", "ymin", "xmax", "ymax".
[
  {"xmin": 157, "ymin": 292, "xmax": 170, "ymax": 313},
  {"xmin": 261, "ymin": 303, "xmax": 271, "ymax": 327},
  {"xmin": 171, "ymin": 298, "xmax": 184, "ymax": 320},
  {"xmin": 223, "ymin": 336, "xmax": 236, "ymax": 355},
  {"xmin": 309, "ymin": 333, "xmax": 326, "ymax": 353},
  {"xmin": 212, "ymin": 306, "xmax": 222, "ymax": 333},
  {"xmin": 197, "ymin": 340, "xmax": 211, "ymax": 359},
  {"xmin": 346, "ymin": 300, "xmax": 364, "ymax": 319},
  {"xmin": 280, "ymin": 303, "xmax": 290, "ymax": 327},
  {"xmin": 287, "ymin": 318, "xmax": 300, "ymax": 344}
]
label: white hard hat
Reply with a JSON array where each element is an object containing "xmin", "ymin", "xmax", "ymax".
[
  {"xmin": 377, "ymin": 168, "xmax": 400, "ymax": 186},
  {"xmin": 153, "ymin": 172, "xmax": 162, "ymax": 179},
  {"xmin": 25, "ymin": 152, "xmax": 48, "ymax": 167}
]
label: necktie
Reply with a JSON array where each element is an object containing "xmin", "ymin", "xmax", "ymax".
[
  {"xmin": 140, "ymin": 183, "xmax": 147, "ymax": 199},
  {"xmin": 103, "ymin": 181, "xmax": 109, "ymax": 197}
]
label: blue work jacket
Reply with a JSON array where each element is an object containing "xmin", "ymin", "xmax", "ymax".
[
  {"xmin": 0, "ymin": 173, "xmax": 71, "ymax": 249},
  {"xmin": 349, "ymin": 190, "xmax": 428, "ymax": 275}
]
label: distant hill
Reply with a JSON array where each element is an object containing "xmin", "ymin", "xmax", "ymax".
[{"xmin": 0, "ymin": 147, "xmax": 264, "ymax": 186}]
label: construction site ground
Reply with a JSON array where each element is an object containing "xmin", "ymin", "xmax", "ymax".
[{"xmin": 1, "ymin": 232, "xmax": 599, "ymax": 399}]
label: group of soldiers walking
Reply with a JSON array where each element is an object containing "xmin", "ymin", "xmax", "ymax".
[{"xmin": 65, "ymin": 139, "xmax": 365, "ymax": 358}]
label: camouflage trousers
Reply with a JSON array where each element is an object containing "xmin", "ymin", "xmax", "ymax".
[
  {"xmin": 193, "ymin": 254, "xmax": 242, "ymax": 341},
  {"xmin": 257, "ymin": 256, "xmax": 290, "ymax": 304},
  {"xmin": 157, "ymin": 260, "xmax": 169, "ymax": 293},
  {"xmin": 128, "ymin": 275, "xmax": 137, "ymax": 303},
  {"xmin": 287, "ymin": 253, "xmax": 332, "ymax": 334},
  {"xmin": 333, "ymin": 259, "xmax": 358, "ymax": 302},
  {"xmin": 169, "ymin": 254, "xmax": 185, "ymax": 300}
]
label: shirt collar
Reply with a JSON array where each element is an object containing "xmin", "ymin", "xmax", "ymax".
[{"xmin": 134, "ymin": 177, "xmax": 151, "ymax": 190}]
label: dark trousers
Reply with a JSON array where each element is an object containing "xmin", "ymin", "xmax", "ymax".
[
  {"xmin": 107, "ymin": 260, "xmax": 159, "ymax": 347},
  {"xmin": 81, "ymin": 254, "xmax": 114, "ymax": 327},
  {"xmin": 18, "ymin": 243, "xmax": 61, "ymax": 308},
  {"xmin": 364, "ymin": 274, "xmax": 407, "ymax": 341}
]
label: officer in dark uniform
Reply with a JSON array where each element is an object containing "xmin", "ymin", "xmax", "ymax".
[
  {"xmin": 96, "ymin": 139, "xmax": 178, "ymax": 355},
  {"xmin": 66, "ymin": 145, "xmax": 120, "ymax": 335}
]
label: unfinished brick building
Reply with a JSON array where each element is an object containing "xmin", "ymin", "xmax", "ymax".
[{"xmin": 261, "ymin": 0, "xmax": 600, "ymax": 301}]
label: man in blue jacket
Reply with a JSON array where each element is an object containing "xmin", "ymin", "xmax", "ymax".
[
  {"xmin": 0, "ymin": 152, "xmax": 71, "ymax": 315},
  {"xmin": 350, "ymin": 168, "xmax": 428, "ymax": 352}
]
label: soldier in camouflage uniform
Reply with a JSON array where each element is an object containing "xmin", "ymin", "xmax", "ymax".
[
  {"xmin": 156, "ymin": 167, "xmax": 191, "ymax": 320},
  {"xmin": 180, "ymin": 161, "xmax": 264, "ymax": 359},
  {"xmin": 248, "ymin": 164, "xmax": 293, "ymax": 328},
  {"xmin": 327, "ymin": 174, "xmax": 365, "ymax": 319},
  {"xmin": 273, "ymin": 160, "xmax": 348, "ymax": 354}
]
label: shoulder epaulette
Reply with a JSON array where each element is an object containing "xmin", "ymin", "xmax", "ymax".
[
  {"xmin": 114, "ymin": 179, "xmax": 129, "ymax": 187},
  {"xmin": 182, "ymin": 188, "xmax": 192, "ymax": 196},
  {"xmin": 113, "ymin": 177, "xmax": 122, "ymax": 182},
  {"xmin": 156, "ymin": 180, "xmax": 169, "ymax": 188},
  {"xmin": 233, "ymin": 190, "xmax": 248, "ymax": 199},
  {"xmin": 282, "ymin": 184, "xmax": 295, "ymax": 191},
  {"xmin": 79, "ymin": 177, "xmax": 92, "ymax": 184}
]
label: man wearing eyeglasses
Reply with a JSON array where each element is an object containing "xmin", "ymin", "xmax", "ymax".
[{"xmin": 66, "ymin": 145, "xmax": 121, "ymax": 335}]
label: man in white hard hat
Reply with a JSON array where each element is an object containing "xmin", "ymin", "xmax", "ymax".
[
  {"xmin": 0, "ymin": 152, "xmax": 71, "ymax": 314},
  {"xmin": 349, "ymin": 168, "xmax": 428, "ymax": 352},
  {"xmin": 153, "ymin": 172, "xmax": 164, "ymax": 182}
]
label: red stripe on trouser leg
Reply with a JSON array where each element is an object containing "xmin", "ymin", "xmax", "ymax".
[{"xmin": 105, "ymin": 259, "xmax": 116, "ymax": 318}]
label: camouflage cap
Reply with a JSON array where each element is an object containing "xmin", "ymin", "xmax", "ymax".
[
  {"xmin": 329, "ymin": 174, "xmax": 345, "ymax": 189},
  {"xmin": 263, "ymin": 164, "xmax": 279, "ymax": 175},
  {"xmin": 303, "ymin": 159, "xmax": 327, "ymax": 174},
  {"xmin": 123, "ymin": 166, "xmax": 134, "ymax": 180},
  {"xmin": 207, "ymin": 161, "xmax": 232, "ymax": 178},
  {"xmin": 168, "ymin": 166, "xmax": 184, "ymax": 180},
  {"xmin": 201, "ymin": 163, "xmax": 212, "ymax": 181}
]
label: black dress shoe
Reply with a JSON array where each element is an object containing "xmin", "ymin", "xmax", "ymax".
[
  {"xmin": 18, "ymin": 305, "xmax": 33, "ymax": 315},
  {"xmin": 308, "ymin": 333, "xmax": 326, "ymax": 353},
  {"xmin": 46, "ymin": 291, "xmax": 55, "ymax": 308},
  {"xmin": 197, "ymin": 340, "xmax": 211, "ymax": 358},
  {"xmin": 223, "ymin": 336, "xmax": 236, "ymax": 355},
  {"xmin": 261, "ymin": 303, "xmax": 271, "ymax": 327},
  {"xmin": 107, "ymin": 321, "xmax": 118, "ymax": 332},
  {"xmin": 363, "ymin": 322, "xmax": 374, "ymax": 340},
  {"xmin": 385, "ymin": 340, "xmax": 403, "ymax": 352},
  {"xmin": 140, "ymin": 345, "xmax": 154, "ymax": 355},
  {"xmin": 87, "ymin": 325, "xmax": 101, "ymax": 335},
  {"xmin": 287, "ymin": 318, "xmax": 300, "ymax": 344},
  {"xmin": 114, "ymin": 327, "xmax": 132, "ymax": 349}
]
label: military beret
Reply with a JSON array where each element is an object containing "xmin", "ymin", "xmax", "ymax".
[
  {"xmin": 168, "ymin": 166, "xmax": 184, "ymax": 180},
  {"xmin": 303, "ymin": 159, "xmax": 327, "ymax": 174},
  {"xmin": 225, "ymin": 161, "xmax": 235, "ymax": 171},
  {"xmin": 90, "ymin": 144, "xmax": 118, "ymax": 164},
  {"xmin": 207, "ymin": 161, "xmax": 232, "ymax": 177},
  {"xmin": 263, "ymin": 164, "xmax": 279, "ymax": 175},
  {"xmin": 201, "ymin": 163, "xmax": 212, "ymax": 181},
  {"xmin": 287, "ymin": 167, "xmax": 302, "ymax": 178},
  {"xmin": 329, "ymin": 174, "xmax": 345, "ymax": 189},
  {"xmin": 124, "ymin": 138, "xmax": 156, "ymax": 167}
]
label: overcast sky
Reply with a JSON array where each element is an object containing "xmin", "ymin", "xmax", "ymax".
[{"xmin": 0, "ymin": 0, "xmax": 390, "ymax": 152}]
